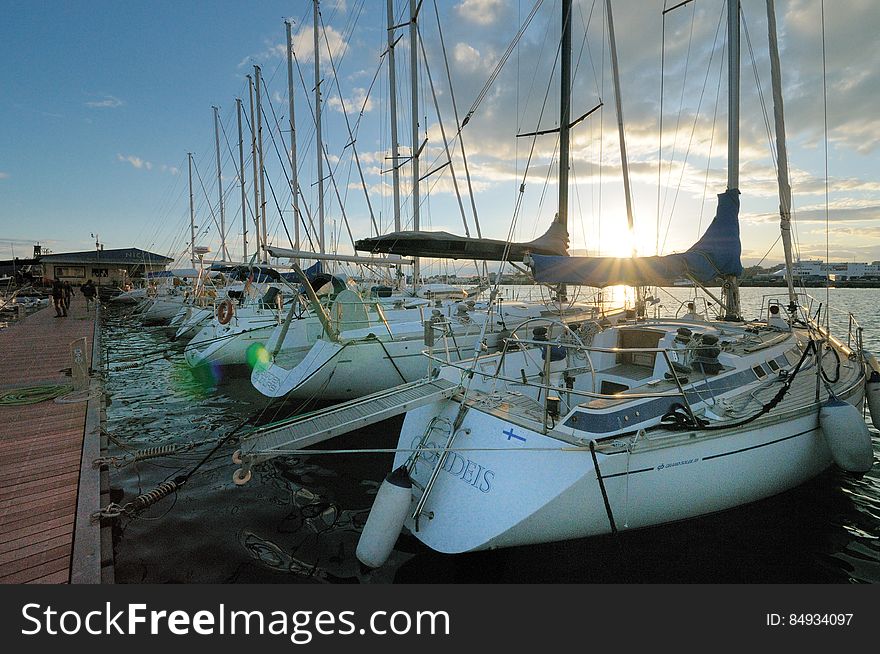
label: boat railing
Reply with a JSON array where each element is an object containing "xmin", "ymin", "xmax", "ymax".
[
  {"xmin": 424, "ymin": 334, "xmax": 704, "ymax": 432},
  {"xmin": 759, "ymin": 291, "xmax": 863, "ymax": 357}
]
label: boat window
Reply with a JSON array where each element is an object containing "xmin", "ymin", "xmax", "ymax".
[
  {"xmin": 600, "ymin": 380, "xmax": 629, "ymax": 395},
  {"xmin": 752, "ymin": 365, "xmax": 767, "ymax": 378},
  {"xmin": 767, "ymin": 359, "xmax": 780, "ymax": 371},
  {"xmin": 617, "ymin": 329, "xmax": 663, "ymax": 368}
]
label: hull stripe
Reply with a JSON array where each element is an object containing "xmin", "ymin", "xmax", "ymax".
[{"xmin": 600, "ymin": 427, "xmax": 819, "ymax": 479}]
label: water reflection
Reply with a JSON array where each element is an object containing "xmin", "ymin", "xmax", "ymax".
[{"xmin": 104, "ymin": 287, "xmax": 878, "ymax": 584}]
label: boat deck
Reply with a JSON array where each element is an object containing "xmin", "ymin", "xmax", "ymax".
[{"xmin": 0, "ymin": 297, "xmax": 108, "ymax": 584}]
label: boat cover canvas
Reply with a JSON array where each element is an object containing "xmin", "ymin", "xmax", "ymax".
[
  {"xmin": 147, "ymin": 268, "xmax": 199, "ymax": 279},
  {"xmin": 354, "ymin": 214, "xmax": 569, "ymax": 261},
  {"xmin": 530, "ymin": 190, "xmax": 742, "ymax": 286}
]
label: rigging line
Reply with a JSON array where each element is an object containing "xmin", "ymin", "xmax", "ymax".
[
  {"xmin": 241, "ymin": 96, "xmax": 317, "ymax": 252},
  {"xmin": 191, "ymin": 159, "xmax": 226, "ymax": 244},
  {"xmin": 821, "ymin": 0, "xmax": 830, "ymax": 329},
  {"xmin": 657, "ymin": 6, "xmax": 665, "ymax": 256},
  {"xmin": 417, "ymin": 27, "xmax": 471, "ymax": 238},
  {"xmin": 319, "ymin": 9, "xmax": 380, "ymax": 237},
  {"xmin": 432, "ymin": 0, "xmax": 483, "ymax": 240},
  {"xmin": 742, "ymin": 11, "xmax": 778, "ymax": 175},
  {"xmin": 659, "ymin": 3, "xmax": 726, "ymax": 254},
  {"xmin": 598, "ymin": 0, "xmax": 605, "ymax": 255},
  {"xmin": 254, "ymin": 89, "xmax": 298, "ymax": 251},
  {"xmin": 494, "ymin": 31, "xmax": 561, "ymax": 291},
  {"xmin": 755, "ymin": 233, "xmax": 782, "ymax": 268},
  {"xmin": 577, "ymin": 0, "xmax": 602, "ymax": 103},
  {"xmin": 463, "ymin": 0, "xmax": 545, "ymax": 129},
  {"xmin": 659, "ymin": 0, "xmax": 699, "ymax": 223},
  {"xmin": 697, "ymin": 46, "xmax": 725, "ymax": 237},
  {"xmin": 288, "ymin": 49, "xmax": 359, "ymax": 250}
]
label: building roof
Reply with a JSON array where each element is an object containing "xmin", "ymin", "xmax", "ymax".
[{"xmin": 39, "ymin": 248, "xmax": 173, "ymax": 265}]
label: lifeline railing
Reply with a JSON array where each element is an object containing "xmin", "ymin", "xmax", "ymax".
[
  {"xmin": 423, "ymin": 320, "xmax": 710, "ymax": 434},
  {"xmin": 756, "ymin": 291, "xmax": 863, "ymax": 359}
]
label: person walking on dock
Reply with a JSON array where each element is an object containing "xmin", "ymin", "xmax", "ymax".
[
  {"xmin": 51, "ymin": 279, "xmax": 65, "ymax": 317},
  {"xmin": 81, "ymin": 279, "xmax": 97, "ymax": 310},
  {"xmin": 62, "ymin": 281, "xmax": 74, "ymax": 315}
]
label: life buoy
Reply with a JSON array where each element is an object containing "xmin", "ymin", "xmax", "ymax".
[{"xmin": 217, "ymin": 299, "xmax": 234, "ymax": 325}]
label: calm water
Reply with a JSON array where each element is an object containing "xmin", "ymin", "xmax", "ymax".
[{"xmin": 104, "ymin": 287, "xmax": 879, "ymax": 583}]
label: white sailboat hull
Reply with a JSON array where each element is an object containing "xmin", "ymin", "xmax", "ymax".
[
  {"xmin": 392, "ymin": 391, "xmax": 860, "ymax": 554},
  {"xmin": 252, "ymin": 330, "xmax": 481, "ymax": 401}
]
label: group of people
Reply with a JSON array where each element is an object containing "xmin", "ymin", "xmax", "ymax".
[{"xmin": 51, "ymin": 279, "xmax": 97, "ymax": 317}]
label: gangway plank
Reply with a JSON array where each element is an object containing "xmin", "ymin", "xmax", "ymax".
[{"xmin": 236, "ymin": 378, "xmax": 460, "ymax": 467}]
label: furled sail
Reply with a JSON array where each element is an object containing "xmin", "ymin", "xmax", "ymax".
[
  {"xmin": 354, "ymin": 214, "xmax": 569, "ymax": 262},
  {"xmin": 530, "ymin": 190, "xmax": 742, "ymax": 286}
]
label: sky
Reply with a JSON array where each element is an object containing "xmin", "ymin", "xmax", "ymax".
[{"xmin": 1, "ymin": 0, "xmax": 878, "ymax": 274}]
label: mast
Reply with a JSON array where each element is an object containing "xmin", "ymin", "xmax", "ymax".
[
  {"xmin": 212, "ymin": 106, "xmax": 228, "ymax": 262},
  {"xmin": 248, "ymin": 74, "xmax": 261, "ymax": 263},
  {"xmin": 187, "ymin": 152, "xmax": 196, "ymax": 267},
  {"xmin": 605, "ymin": 0, "xmax": 644, "ymax": 315},
  {"xmin": 555, "ymin": 0, "xmax": 573, "ymax": 302},
  {"xmin": 559, "ymin": 0, "xmax": 572, "ymax": 233},
  {"xmin": 236, "ymin": 98, "xmax": 248, "ymax": 262},
  {"xmin": 605, "ymin": 0, "xmax": 634, "ymax": 242},
  {"xmin": 235, "ymin": 98, "xmax": 247, "ymax": 262},
  {"xmin": 766, "ymin": 0, "xmax": 797, "ymax": 309},
  {"xmin": 286, "ymin": 20, "xmax": 301, "ymax": 262},
  {"xmin": 409, "ymin": 0, "xmax": 420, "ymax": 291},
  {"xmin": 314, "ymin": 0, "xmax": 326, "ymax": 254},
  {"xmin": 387, "ymin": 0, "xmax": 402, "ymax": 234},
  {"xmin": 723, "ymin": 0, "xmax": 742, "ymax": 320},
  {"xmin": 255, "ymin": 65, "xmax": 269, "ymax": 264}
]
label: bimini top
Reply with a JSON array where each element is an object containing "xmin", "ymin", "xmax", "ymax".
[
  {"xmin": 354, "ymin": 214, "xmax": 569, "ymax": 262},
  {"xmin": 529, "ymin": 190, "xmax": 742, "ymax": 287}
]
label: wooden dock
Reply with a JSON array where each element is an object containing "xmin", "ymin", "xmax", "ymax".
[{"xmin": 0, "ymin": 296, "xmax": 110, "ymax": 584}]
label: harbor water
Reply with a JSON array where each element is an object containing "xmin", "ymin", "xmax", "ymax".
[{"xmin": 103, "ymin": 287, "xmax": 879, "ymax": 583}]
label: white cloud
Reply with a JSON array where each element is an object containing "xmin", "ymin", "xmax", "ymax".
[
  {"xmin": 327, "ymin": 86, "xmax": 374, "ymax": 114},
  {"xmin": 85, "ymin": 95, "xmax": 123, "ymax": 109},
  {"xmin": 117, "ymin": 154, "xmax": 150, "ymax": 170},
  {"xmin": 0, "ymin": 172, "xmax": 8, "ymax": 179},
  {"xmin": 456, "ymin": 0, "xmax": 505, "ymax": 25},
  {"xmin": 251, "ymin": 24, "xmax": 348, "ymax": 67}
]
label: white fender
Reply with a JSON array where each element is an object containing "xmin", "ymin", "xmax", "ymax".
[
  {"xmin": 865, "ymin": 370, "xmax": 880, "ymax": 431},
  {"xmin": 819, "ymin": 398, "xmax": 874, "ymax": 474},
  {"xmin": 356, "ymin": 466, "xmax": 412, "ymax": 568}
]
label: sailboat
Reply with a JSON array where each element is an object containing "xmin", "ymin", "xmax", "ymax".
[
  {"xmin": 248, "ymin": 0, "xmax": 619, "ymax": 402},
  {"xmin": 349, "ymin": 0, "xmax": 875, "ymax": 564}
]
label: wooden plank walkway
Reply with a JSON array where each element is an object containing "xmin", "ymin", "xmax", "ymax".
[{"xmin": 0, "ymin": 296, "xmax": 97, "ymax": 583}]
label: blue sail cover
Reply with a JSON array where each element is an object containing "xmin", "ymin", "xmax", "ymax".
[{"xmin": 530, "ymin": 190, "xmax": 742, "ymax": 286}]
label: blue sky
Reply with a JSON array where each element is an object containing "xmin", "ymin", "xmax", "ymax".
[{"xmin": 1, "ymin": 0, "xmax": 878, "ymax": 272}]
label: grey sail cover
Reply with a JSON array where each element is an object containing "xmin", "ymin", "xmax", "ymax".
[{"xmin": 354, "ymin": 214, "xmax": 569, "ymax": 261}]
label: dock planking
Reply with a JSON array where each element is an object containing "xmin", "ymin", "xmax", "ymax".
[{"xmin": 0, "ymin": 296, "xmax": 96, "ymax": 584}]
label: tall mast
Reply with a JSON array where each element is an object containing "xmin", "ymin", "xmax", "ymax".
[
  {"xmin": 558, "ymin": 0, "xmax": 572, "ymax": 234},
  {"xmin": 387, "ymin": 0, "xmax": 402, "ymax": 233},
  {"xmin": 314, "ymin": 0, "xmax": 326, "ymax": 254},
  {"xmin": 723, "ymin": 0, "xmax": 742, "ymax": 320},
  {"xmin": 212, "ymin": 105, "xmax": 228, "ymax": 262},
  {"xmin": 286, "ymin": 20, "xmax": 301, "ymax": 261},
  {"xmin": 255, "ymin": 65, "xmax": 269, "ymax": 263},
  {"xmin": 409, "ymin": 0, "xmax": 420, "ymax": 290},
  {"xmin": 248, "ymin": 74, "xmax": 261, "ymax": 262},
  {"xmin": 236, "ymin": 98, "xmax": 248, "ymax": 262},
  {"xmin": 187, "ymin": 152, "xmax": 196, "ymax": 267},
  {"xmin": 766, "ymin": 0, "xmax": 797, "ymax": 309},
  {"xmin": 605, "ymin": 0, "xmax": 634, "ymax": 241}
]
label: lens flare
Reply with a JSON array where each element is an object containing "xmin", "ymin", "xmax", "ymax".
[{"xmin": 246, "ymin": 343, "xmax": 271, "ymax": 371}]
